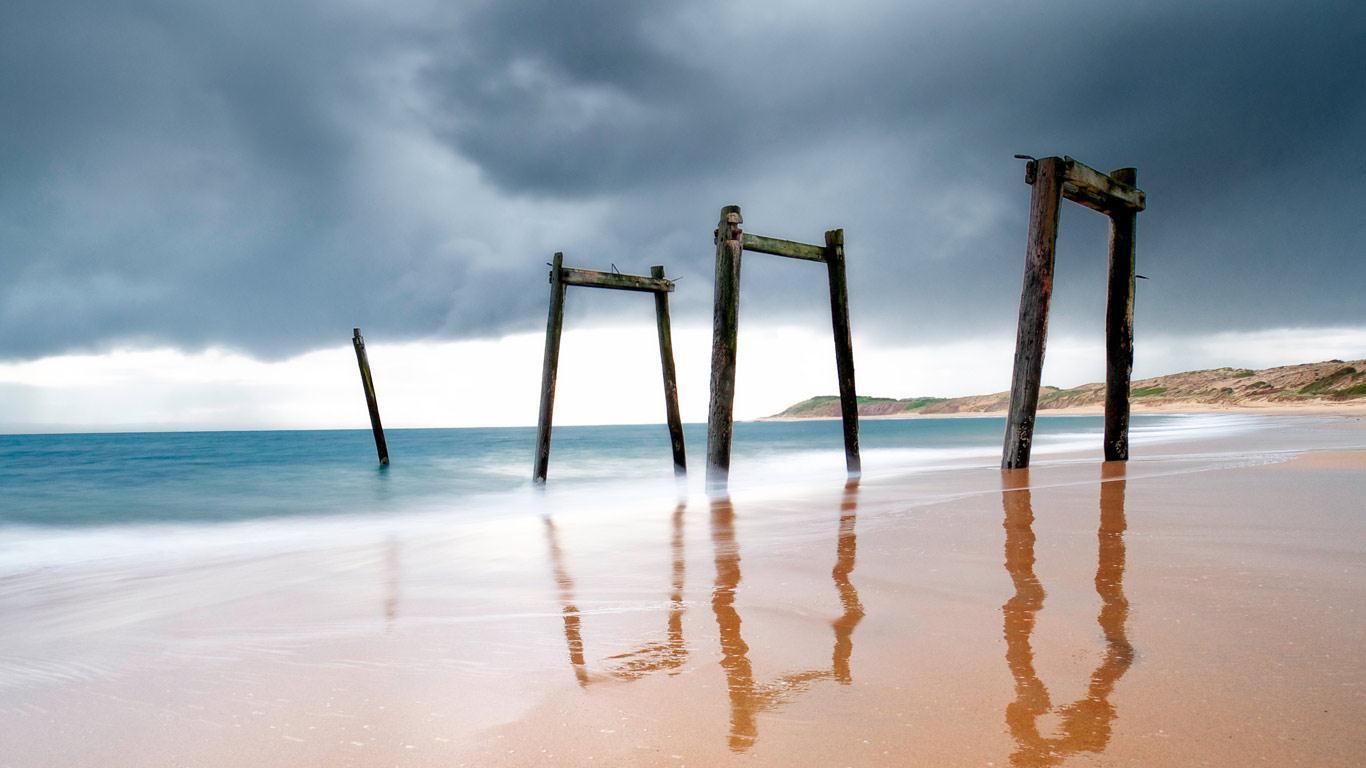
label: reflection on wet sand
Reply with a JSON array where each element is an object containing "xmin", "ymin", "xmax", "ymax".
[
  {"xmin": 1001, "ymin": 463, "xmax": 1134, "ymax": 767},
  {"xmin": 543, "ymin": 503, "xmax": 688, "ymax": 686},
  {"xmin": 711, "ymin": 479, "xmax": 866, "ymax": 752},
  {"xmin": 384, "ymin": 536, "xmax": 400, "ymax": 631}
]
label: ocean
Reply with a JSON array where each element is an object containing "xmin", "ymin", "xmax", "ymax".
[{"xmin": 0, "ymin": 414, "xmax": 1259, "ymax": 573}]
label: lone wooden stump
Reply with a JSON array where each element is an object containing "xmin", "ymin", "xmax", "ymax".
[
  {"xmin": 1001, "ymin": 157, "xmax": 1145, "ymax": 469},
  {"xmin": 534, "ymin": 255, "xmax": 685, "ymax": 483},
  {"xmin": 352, "ymin": 327, "xmax": 389, "ymax": 466},
  {"xmin": 706, "ymin": 206, "xmax": 862, "ymax": 488}
]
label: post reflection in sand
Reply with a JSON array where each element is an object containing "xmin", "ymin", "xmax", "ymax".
[
  {"xmin": 1001, "ymin": 463, "xmax": 1134, "ymax": 767},
  {"xmin": 710, "ymin": 479, "xmax": 866, "ymax": 752},
  {"xmin": 383, "ymin": 536, "xmax": 400, "ymax": 631},
  {"xmin": 543, "ymin": 503, "xmax": 688, "ymax": 687}
]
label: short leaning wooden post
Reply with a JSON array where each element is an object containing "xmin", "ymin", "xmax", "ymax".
[
  {"xmin": 825, "ymin": 229, "xmax": 861, "ymax": 475},
  {"xmin": 707, "ymin": 205, "xmax": 743, "ymax": 488},
  {"xmin": 652, "ymin": 265, "xmax": 688, "ymax": 477},
  {"xmin": 534, "ymin": 253, "xmax": 567, "ymax": 483},
  {"xmin": 1104, "ymin": 168, "xmax": 1138, "ymax": 461},
  {"xmin": 1002, "ymin": 157, "xmax": 1065, "ymax": 469},
  {"xmin": 352, "ymin": 327, "xmax": 389, "ymax": 466}
]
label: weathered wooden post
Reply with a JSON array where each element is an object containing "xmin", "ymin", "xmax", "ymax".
[
  {"xmin": 1002, "ymin": 157, "xmax": 1145, "ymax": 468},
  {"xmin": 707, "ymin": 205, "xmax": 743, "ymax": 488},
  {"xmin": 534, "ymin": 252, "xmax": 566, "ymax": 484},
  {"xmin": 352, "ymin": 327, "xmax": 389, "ymax": 466},
  {"xmin": 825, "ymin": 229, "xmax": 861, "ymax": 475},
  {"xmin": 1104, "ymin": 168, "xmax": 1138, "ymax": 461},
  {"xmin": 652, "ymin": 265, "xmax": 687, "ymax": 477},
  {"xmin": 1002, "ymin": 157, "xmax": 1065, "ymax": 470}
]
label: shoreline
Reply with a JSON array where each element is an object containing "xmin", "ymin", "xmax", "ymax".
[{"xmin": 1, "ymin": 413, "xmax": 1357, "ymax": 577}]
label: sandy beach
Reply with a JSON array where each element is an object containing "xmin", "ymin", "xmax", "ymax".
[{"xmin": 2, "ymin": 416, "xmax": 1364, "ymax": 767}]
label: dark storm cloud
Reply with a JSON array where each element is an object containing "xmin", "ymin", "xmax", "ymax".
[{"xmin": 2, "ymin": 0, "xmax": 1363, "ymax": 360}]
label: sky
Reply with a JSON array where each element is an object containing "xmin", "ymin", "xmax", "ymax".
[{"xmin": 1, "ymin": 0, "xmax": 1363, "ymax": 431}]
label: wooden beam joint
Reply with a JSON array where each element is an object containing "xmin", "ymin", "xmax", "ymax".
[{"xmin": 1057, "ymin": 156, "xmax": 1146, "ymax": 214}]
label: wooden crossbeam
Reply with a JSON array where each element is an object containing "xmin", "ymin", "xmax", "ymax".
[
  {"xmin": 741, "ymin": 232, "xmax": 826, "ymax": 262},
  {"xmin": 1057, "ymin": 157, "xmax": 1146, "ymax": 214},
  {"xmin": 560, "ymin": 267, "xmax": 674, "ymax": 293}
]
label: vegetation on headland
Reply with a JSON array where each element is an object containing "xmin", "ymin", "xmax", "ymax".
[
  {"xmin": 769, "ymin": 359, "xmax": 1366, "ymax": 418},
  {"xmin": 1298, "ymin": 366, "xmax": 1357, "ymax": 394},
  {"xmin": 777, "ymin": 395, "xmax": 950, "ymax": 418}
]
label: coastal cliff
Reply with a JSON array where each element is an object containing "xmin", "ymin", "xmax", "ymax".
[{"xmin": 771, "ymin": 359, "xmax": 1366, "ymax": 418}]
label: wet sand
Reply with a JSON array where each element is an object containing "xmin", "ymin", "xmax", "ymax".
[{"xmin": 2, "ymin": 421, "xmax": 1365, "ymax": 766}]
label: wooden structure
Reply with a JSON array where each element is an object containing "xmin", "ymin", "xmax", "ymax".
[
  {"xmin": 351, "ymin": 327, "xmax": 389, "ymax": 466},
  {"xmin": 1002, "ymin": 157, "xmax": 1145, "ymax": 468},
  {"xmin": 707, "ymin": 205, "xmax": 861, "ymax": 487},
  {"xmin": 534, "ymin": 253, "xmax": 686, "ymax": 483}
]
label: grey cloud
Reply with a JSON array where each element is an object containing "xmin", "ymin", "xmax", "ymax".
[{"xmin": 1, "ymin": 0, "xmax": 1363, "ymax": 362}]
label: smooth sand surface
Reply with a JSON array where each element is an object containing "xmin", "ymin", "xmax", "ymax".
[{"xmin": 2, "ymin": 419, "xmax": 1364, "ymax": 766}]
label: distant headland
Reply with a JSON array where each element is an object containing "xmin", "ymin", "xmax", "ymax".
[{"xmin": 768, "ymin": 359, "xmax": 1366, "ymax": 419}]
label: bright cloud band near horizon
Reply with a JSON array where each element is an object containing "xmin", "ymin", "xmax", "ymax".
[{"xmin": 1, "ymin": 325, "xmax": 1362, "ymax": 433}]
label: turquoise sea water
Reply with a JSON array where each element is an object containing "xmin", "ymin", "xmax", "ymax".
[{"xmin": 0, "ymin": 415, "xmax": 1214, "ymax": 530}]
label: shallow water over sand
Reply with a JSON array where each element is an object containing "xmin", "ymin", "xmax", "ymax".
[{"xmin": 1, "ymin": 415, "xmax": 1364, "ymax": 766}]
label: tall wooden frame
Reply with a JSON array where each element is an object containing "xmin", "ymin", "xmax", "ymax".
[
  {"xmin": 707, "ymin": 205, "xmax": 861, "ymax": 488},
  {"xmin": 1002, "ymin": 157, "xmax": 1145, "ymax": 469},
  {"xmin": 534, "ymin": 253, "xmax": 686, "ymax": 483}
]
